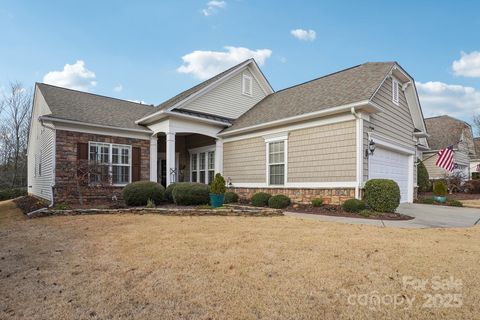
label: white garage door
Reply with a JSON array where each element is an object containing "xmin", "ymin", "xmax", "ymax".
[{"xmin": 369, "ymin": 147, "xmax": 410, "ymax": 203}]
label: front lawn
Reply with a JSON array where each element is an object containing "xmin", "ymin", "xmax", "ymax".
[{"xmin": 0, "ymin": 200, "xmax": 479, "ymax": 319}]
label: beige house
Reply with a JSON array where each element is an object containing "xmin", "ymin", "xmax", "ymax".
[
  {"xmin": 470, "ymin": 138, "xmax": 480, "ymax": 179},
  {"xmin": 423, "ymin": 116, "xmax": 475, "ymax": 180},
  {"xmin": 28, "ymin": 60, "xmax": 428, "ymax": 205}
]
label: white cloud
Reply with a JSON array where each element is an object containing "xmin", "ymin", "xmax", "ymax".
[
  {"xmin": 177, "ymin": 46, "xmax": 272, "ymax": 80},
  {"xmin": 113, "ymin": 84, "xmax": 123, "ymax": 92},
  {"xmin": 452, "ymin": 51, "xmax": 480, "ymax": 78},
  {"xmin": 43, "ymin": 60, "xmax": 97, "ymax": 91},
  {"xmin": 290, "ymin": 29, "xmax": 316, "ymax": 41},
  {"xmin": 202, "ymin": 0, "xmax": 226, "ymax": 16},
  {"xmin": 416, "ymin": 81, "xmax": 480, "ymax": 120}
]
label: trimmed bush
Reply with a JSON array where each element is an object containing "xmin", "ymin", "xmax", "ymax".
[
  {"xmin": 224, "ymin": 191, "xmax": 239, "ymax": 204},
  {"xmin": 447, "ymin": 199, "xmax": 463, "ymax": 207},
  {"xmin": 417, "ymin": 161, "xmax": 431, "ymax": 192},
  {"xmin": 311, "ymin": 198, "xmax": 323, "ymax": 207},
  {"xmin": 433, "ymin": 180, "xmax": 447, "ymax": 197},
  {"xmin": 364, "ymin": 179, "xmax": 400, "ymax": 213},
  {"xmin": 0, "ymin": 188, "xmax": 27, "ymax": 201},
  {"xmin": 172, "ymin": 183, "xmax": 210, "ymax": 205},
  {"xmin": 342, "ymin": 199, "xmax": 366, "ymax": 213},
  {"xmin": 210, "ymin": 173, "xmax": 226, "ymax": 194},
  {"xmin": 251, "ymin": 192, "xmax": 271, "ymax": 207},
  {"xmin": 122, "ymin": 181, "xmax": 165, "ymax": 206},
  {"xmin": 165, "ymin": 183, "xmax": 178, "ymax": 203},
  {"xmin": 268, "ymin": 195, "xmax": 291, "ymax": 209}
]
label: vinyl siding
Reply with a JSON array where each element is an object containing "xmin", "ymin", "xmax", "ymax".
[
  {"xmin": 423, "ymin": 145, "xmax": 471, "ymax": 180},
  {"xmin": 27, "ymin": 88, "xmax": 55, "ymax": 202},
  {"xmin": 288, "ymin": 121, "xmax": 356, "ymax": 182},
  {"xmin": 179, "ymin": 68, "xmax": 267, "ymax": 119},
  {"xmin": 223, "ymin": 137, "xmax": 266, "ymax": 183}
]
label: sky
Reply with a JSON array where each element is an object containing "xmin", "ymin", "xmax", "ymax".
[{"xmin": 1, "ymin": 0, "xmax": 480, "ymax": 124}]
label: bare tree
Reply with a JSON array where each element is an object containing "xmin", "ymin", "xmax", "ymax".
[
  {"xmin": 473, "ymin": 114, "xmax": 480, "ymax": 136},
  {"xmin": 0, "ymin": 82, "xmax": 32, "ymax": 187}
]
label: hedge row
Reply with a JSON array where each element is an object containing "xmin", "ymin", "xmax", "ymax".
[{"xmin": 0, "ymin": 188, "xmax": 27, "ymax": 201}]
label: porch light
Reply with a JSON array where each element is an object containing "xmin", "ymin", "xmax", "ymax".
[{"xmin": 365, "ymin": 139, "xmax": 376, "ymax": 157}]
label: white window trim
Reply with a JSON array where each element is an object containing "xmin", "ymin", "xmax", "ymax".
[
  {"xmin": 189, "ymin": 145, "xmax": 216, "ymax": 184},
  {"xmin": 265, "ymin": 135, "xmax": 288, "ymax": 186},
  {"xmin": 242, "ymin": 74, "xmax": 253, "ymax": 97},
  {"xmin": 392, "ymin": 78, "xmax": 399, "ymax": 105},
  {"xmin": 88, "ymin": 141, "xmax": 132, "ymax": 187}
]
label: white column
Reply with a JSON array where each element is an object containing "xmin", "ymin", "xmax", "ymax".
[
  {"xmin": 215, "ymin": 138, "xmax": 224, "ymax": 175},
  {"xmin": 166, "ymin": 132, "xmax": 176, "ymax": 185},
  {"xmin": 149, "ymin": 135, "xmax": 158, "ymax": 182}
]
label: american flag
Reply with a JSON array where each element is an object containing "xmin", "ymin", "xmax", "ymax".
[{"xmin": 436, "ymin": 146, "xmax": 455, "ymax": 171}]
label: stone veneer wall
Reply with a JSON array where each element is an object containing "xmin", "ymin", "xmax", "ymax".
[
  {"xmin": 54, "ymin": 130, "xmax": 150, "ymax": 205},
  {"xmin": 229, "ymin": 187, "xmax": 355, "ymax": 205}
]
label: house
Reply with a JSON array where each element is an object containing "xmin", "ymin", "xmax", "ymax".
[
  {"xmin": 27, "ymin": 60, "xmax": 429, "ymax": 205},
  {"xmin": 422, "ymin": 115, "xmax": 475, "ymax": 180},
  {"xmin": 469, "ymin": 137, "xmax": 480, "ymax": 179}
]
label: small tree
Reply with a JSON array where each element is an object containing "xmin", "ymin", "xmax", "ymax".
[
  {"xmin": 210, "ymin": 173, "xmax": 226, "ymax": 195},
  {"xmin": 443, "ymin": 170, "xmax": 467, "ymax": 194},
  {"xmin": 417, "ymin": 161, "xmax": 430, "ymax": 192},
  {"xmin": 433, "ymin": 180, "xmax": 447, "ymax": 197}
]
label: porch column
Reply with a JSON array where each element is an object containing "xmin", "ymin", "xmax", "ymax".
[
  {"xmin": 166, "ymin": 132, "xmax": 176, "ymax": 185},
  {"xmin": 215, "ymin": 138, "xmax": 223, "ymax": 175},
  {"xmin": 149, "ymin": 135, "xmax": 158, "ymax": 182}
]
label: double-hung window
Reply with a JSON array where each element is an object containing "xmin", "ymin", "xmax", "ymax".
[
  {"xmin": 190, "ymin": 147, "xmax": 216, "ymax": 184},
  {"xmin": 267, "ymin": 138, "xmax": 287, "ymax": 185},
  {"xmin": 208, "ymin": 151, "xmax": 215, "ymax": 183},
  {"xmin": 89, "ymin": 142, "xmax": 131, "ymax": 185},
  {"xmin": 191, "ymin": 153, "xmax": 198, "ymax": 182},
  {"xmin": 199, "ymin": 152, "xmax": 206, "ymax": 183}
]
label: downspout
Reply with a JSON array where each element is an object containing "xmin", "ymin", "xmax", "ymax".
[{"xmin": 351, "ymin": 107, "xmax": 363, "ymax": 200}]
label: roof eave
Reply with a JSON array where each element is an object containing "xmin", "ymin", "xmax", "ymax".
[{"xmin": 40, "ymin": 116, "xmax": 153, "ymax": 134}]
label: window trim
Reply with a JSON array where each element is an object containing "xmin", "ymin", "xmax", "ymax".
[
  {"xmin": 88, "ymin": 141, "xmax": 132, "ymax": 186},
  {"xmin": 265, "ymin": 134, "xmax": 288, "ymax": 186},
  {"xmin": 392, "ymin": 78, "xmax": 400, "ymax": 105},
  {"xmin": 242, "ymin": 74, "xmax": 253, "ymax": 96},
  {"xmin": 189, "ymin": 145, "xmax": 215, "ymax": 184}
]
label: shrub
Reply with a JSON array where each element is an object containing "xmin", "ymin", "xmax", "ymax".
[
  {"xmin": 122, "ymin": 181, "xmax": 165, "ymax": 206},
  {"xmin": 268, "ymin": 195, "xmax": 291, "ymax": 209},
  {"xmin": 146, "ymin": 198, "xmax": 155, "ymax": 208},
  {"xmin": 433, "ymin": 180, "xmax": 447, "ymax": 197},
  {"xmin": 164, "ymin": 183, "xmax": 178, "ymax": 203},
  {"xmin": 224, "ymin": 191, "xmax": 239, "ymax": 204},
  {"xmin": 172, "ymin": 183, "xmax": 210, "ymax": 205},
  {"xmin": 417, "ymin": 197, "xmax": 435, "ymax": 204},
  {"xmin": 417, "ymin": 161, "xmax": 431, "ymax": 192},
  {"xmin": 311, "ymin": 198, "xmax": 323, "ymax": 207},
  {"xmin": 210, "ymin": 173, "xmax": 226, "ymax": 195},
  {"xmin": 0, "ymin": 188, "xmax": 27, "ymax": 201},
  {"xmin": 364, "ymin": 179, "xmax": 400, "ymax": 213},
  {"xmin": 465, "ymin": 180, "xmax": 480, "ymax": 194},
  {"xmin": 358, "ymin": 209, "xmax": 379, "ymax": 217},
  {"xmin": 447, "ymin": 199, "xmax": 463, "ymax": 207},
  {"xmin": 251, "ymin": 192, "xmax": 271, "ymax": 207},
  {"xmin": 342, "ymin": 199, "xmax": 366, "ymax": 213}
]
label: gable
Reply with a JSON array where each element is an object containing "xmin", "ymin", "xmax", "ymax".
[{"xmin": 178, "ymin": 67, "xmax": 268, "ymax": 119}]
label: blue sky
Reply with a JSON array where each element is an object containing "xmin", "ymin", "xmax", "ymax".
[{"xmin": 1, "ymin": 0, "xmax": 480, "ymax": 122}]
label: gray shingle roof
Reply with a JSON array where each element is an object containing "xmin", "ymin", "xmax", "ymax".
[
  {"xmin": 425, "ymin": 115, "xmax": 473, "ymax": 151},
  {"xmin": 223, "ymin": 62, "xmax": 395, "ymax": 132},
  {"xmin": 170, "ymin": 109, "xmax": 233, "ymax": 124},
  {"xmin": 37, "ymin": 83, "xmax": 156, "ymax": 131}
]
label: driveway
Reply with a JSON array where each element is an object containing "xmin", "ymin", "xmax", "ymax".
[{"xmin": 285, "ymin": 203, "xmax": 480, "ymax": 228}]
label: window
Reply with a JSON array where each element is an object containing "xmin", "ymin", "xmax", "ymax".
[
  {"xmin": 89, "ymin": 142, "xmax": 131, "ymax": 185},
  {"xmin": 268, "ymin": 141, "xmax": 286, "ymax": 185},
  {"xmin": 242, "ymin": 74, "xmax": 253, "ymax": 96},
  {"xmin": 190, "ymin": 147, "xmax": 216, "ymax": 184},
  {"xmin": 392, "ymin": 78, "xmax": 399, "ymax": 105},
  {"xmin": 191, "ymin": 153, "xmax": 198, "ymax": 183}
]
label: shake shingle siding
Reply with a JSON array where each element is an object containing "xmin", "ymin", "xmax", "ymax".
[
  {"xmin": 223, "ymin": 137, "xmax": 265, "ymax": 183},
  {"xmin": 288, "ymin": 121, "xmax": 356, "ymax": 182}
]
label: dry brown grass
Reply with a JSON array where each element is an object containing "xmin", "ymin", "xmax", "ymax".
[{"xmin": 0, "ymin": 200, "xmax": 479, "ymax": 319}]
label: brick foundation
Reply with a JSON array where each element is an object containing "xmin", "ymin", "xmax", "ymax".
[
  {"xmin": 229, "ymin": 187, "xmax": 356, "ymax": 205},
  {"xmin": 54, "ymin": 130, "xmax": 150, "ymax": 205}
]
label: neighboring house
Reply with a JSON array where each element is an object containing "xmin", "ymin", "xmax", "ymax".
[
  {"xmin": 423, "ymin": 115, "xmax": 475, "ymax": 180},
  {"xmin": 27, "ymin": 60, "xmax": 429, "ymax": 205},
  {"xmin": 469, "ymin": 137, "xmax": 480, "ymax": 179}
]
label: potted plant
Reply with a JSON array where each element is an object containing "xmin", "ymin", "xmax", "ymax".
[
  {"xmin": 433, "ymin": 180, "xmax": 447, "ymax": 203},
  {"xmin": 209, "ymin": 173, "xmax": 226, "ymax": 208}
]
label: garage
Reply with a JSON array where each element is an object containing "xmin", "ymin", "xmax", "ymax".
[{"xmin": 368, "ymin": 146, "xmax": 411, "ymax": 203}]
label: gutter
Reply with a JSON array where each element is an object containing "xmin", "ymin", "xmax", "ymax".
[{"xmin": 39, "ymin": 116, "xmax": 153, "ymax": 134}]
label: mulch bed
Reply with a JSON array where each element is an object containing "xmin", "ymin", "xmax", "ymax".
[
  {"xmin": 418, "ymin": 192, "xmax": 480, "ymax": 201},
  {"xmin": 286, "ymin": 204, "xmax": 413, "ymax": 221},
  {"xmin": 13, "ymin": 196, "xmax": 49, "ymax": 214}
]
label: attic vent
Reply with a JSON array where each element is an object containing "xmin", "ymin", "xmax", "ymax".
[
  {"xmin": 242, "ymin": 74, "xmax": 253, "ymax": 96},
  {"xmin": 392, "ymin": 78, "xmax": 399, "ymax": 105}
]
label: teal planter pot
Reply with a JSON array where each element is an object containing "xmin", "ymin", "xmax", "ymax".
[
  {"xmin": 209, "ymin": 194, "xmax": 225, "ymax": 208},
  {"xmin": 434, "ymin": 196, "xmax": 447, "ymax": 203}
]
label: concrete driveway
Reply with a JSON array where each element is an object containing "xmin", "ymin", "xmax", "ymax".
[{"xmin": 285, "ymin": 203, "xmax": 480, "ymax": 228}]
